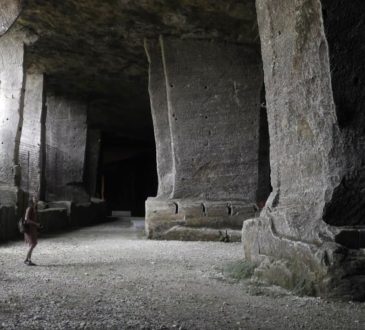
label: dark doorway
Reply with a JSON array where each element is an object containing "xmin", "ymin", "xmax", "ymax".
[{"xmin": 100, "ymin": 134, "xmax": 158, "ymax": 216}]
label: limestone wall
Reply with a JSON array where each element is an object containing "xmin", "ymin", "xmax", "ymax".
[
  {"xmin": 45, "ymin": 95, "xmax": 89, "ymax": 202},
  {"xmin": 145, "ymin": 40, "xmax": 174, "ymax": 199},
  {"xmin": 161, "ymin": 37, "xmax": 263, "ymax": 201},
  {"xmin": 0, "ymin": 30, "xmax": 25, "ymax": 200},
  {"xmin": 19, "ymin": 74, "xmax": 45, "ymax": 197},
  {"xmin": 146, "ymin": 37, "xmax": 265, "ymax": 240},
  {"xmin": 84, "ymin": 128, "xmax": 101, "ymax": 197}
]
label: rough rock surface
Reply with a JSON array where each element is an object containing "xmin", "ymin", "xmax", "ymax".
[
  {"xmin": 84, "ymin": 129, "xmax": 101, "ymax": 198},
  {"xmin": 45, "ymin": 95, "xmax": 89, "ymax": 203},
  {"xmin": 0, "ymin": 0, "xmax": 21, "ymax": 36},
  {"xmin": 19, "ymin": 74, "xmax": 45, "ymax": 197},
  {"xmin": 18, "ymin": 0, "xmax": 258, "ymax": 98},
  {"xmin": 145, "ymin": 37, "xmax": 265, "ymax": 240},
  {"xmin": 0, "ymin": 29, "xmax": 26, "ymax": 194},
  {"xmin": 1, "ymin": 219, "xmax": 365, "ymax": 329},
  {"xmin": 242, "ymin": 0, "xmax": 365, "ymax": 300}
]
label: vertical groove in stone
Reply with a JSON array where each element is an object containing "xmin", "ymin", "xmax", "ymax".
[
  {"xmin": 144, "ymin": 37, "xmax": 174, "ymax": 199},
  {"xmin": 19, "ymin": 73, "xmax": 45, "ymax": 197},
  {"xmin": 159, "ymin": 35, "xmax": 177, "ymax": 199}
]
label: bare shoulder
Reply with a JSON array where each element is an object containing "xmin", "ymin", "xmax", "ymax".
[{"xmin": 25, "ymin": 207, "xmax": 32, "ymax": 217}]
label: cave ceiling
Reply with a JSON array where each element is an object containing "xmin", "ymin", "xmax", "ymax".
[{"xmin": 13, "ymin": 0, "xmax": 259, "ymax": 140}]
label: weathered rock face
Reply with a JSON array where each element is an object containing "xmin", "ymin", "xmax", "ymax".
[
  {"xmin": 0, "ymin": 28, "xmax": 34, "ymax": 240},
  {"xmin": 45, "ymin": 95, "xmax": 89, "ymax": 203},
  {"xmin": 0, "ymin": 29, "xmax": 26, "ymax": 209},
  {"xmin": 145, "ymin": 39, "xmax": 174, "ymax": 198},
  {"xmin": 0, "ymin": 0, "xmax": 21, "ymax": 36},
  {"xmin": 0, "ymin": 30, "xmax": 25, "ymax": 191},
  {"xmin": 145, "ymin": 36, "xmax": 266, "ymax": 240},
  {"xmin": 19, "ymin": 74, "xmax": 45, "ymax": 197},
  {"xmin": 84, "ymin": 129, "xmax": 101, "ymax": 198},
  {"xmin": 243, "ymin": 0, "xmax": 365, "ymax": 301}
]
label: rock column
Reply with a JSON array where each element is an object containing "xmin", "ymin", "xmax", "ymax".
[
  {"xmin": 0, "ymin": 29, "xmax": 26, "ymax": 240},
  {"xmin": 243, "ymin": 0, "xmax": 365, "ymax": 300},
  {"xmin": 145, "ymin": 37, "xmax": 264, "ymax": 241},
  {"xmin": 19, "ymin": 74, "xmax": 45, "ymax": 198}
]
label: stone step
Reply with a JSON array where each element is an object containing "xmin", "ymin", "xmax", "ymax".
[
  {"xmin": 38, "ymin": 207, "xmax": 69, "ymax": 231},
  {"xmin": 161, "ymin": 226, "xmax": 242, "ymax": 242},
  {"xmin": 112, "ymin": 210, "xmax": 132, "ymax": 217}
]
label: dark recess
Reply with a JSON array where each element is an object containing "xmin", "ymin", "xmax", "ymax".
[
  {"xmin": 322, "ymin": 0, "xmax": 365, "ymax": 226},
  {"xmin": 100, "ymin": 134, "xmax": 158, "ymax": 217}
]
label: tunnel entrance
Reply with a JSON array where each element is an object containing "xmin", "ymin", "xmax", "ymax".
[{"xmin": 100, "ymin": 133, "xmax": 158, "ymax": 217}]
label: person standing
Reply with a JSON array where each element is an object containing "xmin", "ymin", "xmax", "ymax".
[{"xmin": 24, "ymin": 196, "xmax": 41, "ymax": 266}]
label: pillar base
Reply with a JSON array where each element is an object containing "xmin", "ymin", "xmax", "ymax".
[
  {"xmin": 146, "ymin": 197, "xmax": 256, "ymax": 241},
  {"xmin": 0, "ymin": 185, "xmax": 27, "ymax": 242},
  {"xmin": 242, "ymin": 216, "xmax": 365, "ymax": 301}
]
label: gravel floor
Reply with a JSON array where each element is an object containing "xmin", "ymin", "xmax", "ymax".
[{"xmin": 0, "ymin": 218, "xmax": 364, "ymax": 330}]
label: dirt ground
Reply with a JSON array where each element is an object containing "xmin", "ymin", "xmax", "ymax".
[{"xmin": 0, "ymin": 218, "xmax": 364, "ymax": 330}]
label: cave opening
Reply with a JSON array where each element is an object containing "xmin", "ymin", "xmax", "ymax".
[{"xmin": 99, "ymin": 132, "xmax": 158, "ymax": 217}]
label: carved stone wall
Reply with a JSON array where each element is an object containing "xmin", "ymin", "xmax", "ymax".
[
  {"xmin": 45, "ymin": 95, "xmax": 89, "ymax": 203},
  {"xmin": 146, "ymin": 37, "xmax": 265, "ymax": 241}
]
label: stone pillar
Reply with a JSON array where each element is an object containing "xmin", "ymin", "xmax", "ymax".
[
  {"xmin": 44, "ymin": 95, "xmax": 89, "ymax": 203},
  {"xmin": 243, "ymin": 0, "xmax": 365, "ymax": 300},
  {"xmin": 0, "ymin": 29, "xmax": 26, "ymax": 240},
  {"xmin": 0, "ymin": 30, "xmax": 25, "ymax": 201},
  {"xmin": 19, "ymin": 73, "xmax": 45, "ymax": 198},
  {"xmin": 145, "ymin": 37, "xmax": 264, "ymax": 241}
]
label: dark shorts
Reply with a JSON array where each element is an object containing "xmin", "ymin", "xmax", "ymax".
[{"xmin": 24, "ymin": 226, "xmax": 38, "ymax": 246}]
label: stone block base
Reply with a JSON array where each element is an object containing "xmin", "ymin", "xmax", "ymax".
[
  {"xmin": 146, "ymin": 198, "xmax": 256, "ymax": 241},
  {"xmin": 242, "ymin": 217, "xmax": 365, "ymax": 301},
  {"xmin": 71, "ymin": 199, "xmax": 107, "ymax": 227},
  {"xmin": 45, "ymin": 199, "xmax": 107, "ymax": 227},
  {"xmin": 0, "ymin": 199, "xmax": 108, "ymax": 241},
  {"xmin": 0, "ymin": 206, "xmax": 18, "ymax": 242},
  {"xmin": 38, "ymin": 208, "xmax": 69, "ymax": 232}
]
